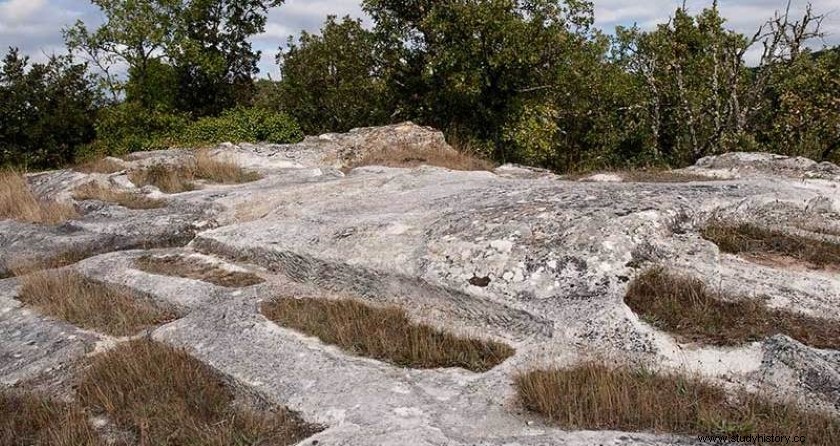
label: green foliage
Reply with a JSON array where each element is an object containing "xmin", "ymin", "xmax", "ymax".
[
  {"xmin": 612, "ymin": 6, "xmax": 757, "ymax": 166},
  {"xmin": 182, "ymin": 107, "xmax": 303, "ymax": 144},
  {"xmin": 2, "ymin": 0, "xmax": 836, "ymax": 173},
  {"xmin": 0, "ymin": 48, "xmax": 100, "ymax": 168},
  {"xmin": 125, "ymin": 59, "xmax": 179, "ymax": 110},
  {"xmin": 352, "ymin": 0, "xmax": 837, "ymax": 171},
  {"xmin": 90, "ymin": 102, "xmax": 189, "ymax": 156},
  {"xmin": 760, "ymin": 50, "xmax": 840, "ymax": 162},
  {"xmin": 66, "ymin": 0, "xmax": 284, "ymax": 116},
  {"xmin": 87, "ymin": 105, "xmax": 302, "ymax": 157},
  {"xmin": 363, "ymin": 0, "xmax": 603, "ymax": 164},
  {"xmin": 501, "ymin": 104, "xmax": 561, "ymax": 168},
  {"xmin": 276, "ymin": 15, "xmax": 390, "ymax": 134}
]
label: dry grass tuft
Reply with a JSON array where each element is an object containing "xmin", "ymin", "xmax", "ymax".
[
  {"xmin": 193, "ymin": 150, "xmax": 263, "ymax": 184},
  {"xmin": 77, "ymin": 340, "xmax": 319, "ymax": 446},
  {"xmin": 134, "ymin": 255, "xmax": 264, "ymax": 287},
  {"xmin": 702, "ymin": 222, "xmax": 840, "ymax": 270},
  {"xmin": 516, "ymin": 363, "xmax": 840, "ymax": 443},
  {"xmin": 4, "ymin": 248, "xmax": 97, "ymax": 278},
  {"xmin": 262, "ymin": 298, "xmax": 514, "ymax": 372},
  {"xmin": 625, "ymin": 268, "xmax": 840, "ymax": 349},
  {"xmin": 622, "ymin": 170, "xmax": 715, "ymax": 183},
  {"xmin": 346, "ymin": 140, "xmax": 494, "ymax": 172},
  {"xmin": 18, "ymin": 271, "xmax": 177, "ymax": 336},
  {"xmin": 569, "ymin": 169, "xmax": 715, "ymax": 183},
  {"xmin": 128, "ymin": 164, "xmax": 197, "ymax": 194},
  {"xmin": 128, "ymin": 151, "xmax": 261, "ymax": 193},
  {"xmin": 73, "ymin": 183, "xmax": 166, "ymax": 210},
  {"xmin": 3, "ymin": 231, "xmax": 196, "ymax": 279},
  {"xmin": 0, "ymin": 170, "xmax": 78, "ymax": 224},
  {"xmin": 72, "ymin": 158, "xmax": 125, "ymax": 174},
  {"xmin": 0, "ymin": 390, "xmax": 101, "ymax": 446}
]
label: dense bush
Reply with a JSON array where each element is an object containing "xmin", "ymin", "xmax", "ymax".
[
  {"xmin": 84, "ymin": 106, "xmax": 303, "ymax": 159},
  {"xmin": 0, "ymin": 49, "xmax": 100, "ymax": 168},
  {"xmin": 759, "ymin": 48, "xmax": 840, "ymax": 162},
  {"xmin": 86, "ymin": 102, "xmax": 189, "ymax": 157},
  {"xmin": 273, "ymin": 0, "xmax": 838, "ymax": 172},
  {"xmin": 275, "ymin": 15, "xmax": 391, "ymax": 134},
  {"xmin": 181, "ymin": 107, "xmax": 304, "ymax": 144},
  {"xmin": 2, "ymin": 0, "xmax": 837, "ymax": 173}
]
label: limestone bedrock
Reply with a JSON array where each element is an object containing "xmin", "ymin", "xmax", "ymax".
[{"xmin": 3, "ymin": 122, "xmax": 840, "ymax": 445}]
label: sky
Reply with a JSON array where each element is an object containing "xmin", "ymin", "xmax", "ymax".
[{"xmin": 1, "ymin": 0, "xmax": 837, "ymax": 78}]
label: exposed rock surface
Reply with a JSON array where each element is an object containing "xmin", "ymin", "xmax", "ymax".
[{"xmin": 2, "ymin": 122, "xmax": 839, "ymax": 445}]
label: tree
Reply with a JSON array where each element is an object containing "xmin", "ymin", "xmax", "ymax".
[
  {"xmin": 277, "ymin": 15, "xmax": 390, "ymax": 134},
  {"xmin": 361, "ymin": 0, "xmax": 604, "ymax": 162},
  {"xmin": 65, "ymin": 0, "xmax": 283, "ymax": 115},
  {"xmin": 610, "ymin": 1, "xmax": 830, "ymax": 166},
  {"xmin": 270, "ymin": 0, "xmax": 836, "ymax": 170},
  {"xmin": 612, "ymin": 4, "xmax": 757, "ymax": 165},
  {"xmin": 64, "ymin": 0, "xmax": 179, "ymax": 104},
  {"xmin": 749, "ymin": 3, "xmax": 837, "ymax": 161},
  {"xmin": 171, "ymin": 0, "xmax": 283, "ymax": 116},
  {"xmin": 0, "ymin": 48, "xmax": 101, "ymax": 167},
  {"xmin": 761, "ymin": 48, "xmax": 840, "ymax": 161}
]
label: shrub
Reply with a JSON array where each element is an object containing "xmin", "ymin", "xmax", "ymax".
[
  {"xmin": 182, "ymin": 107, "xmax": 304, "ymax": 145},
  {"xmin": 90, "ymin": 102, "xmax": 189, "ymax": 156},
  {"xmin": 0, "ymin": 48, "xmax": 99, "ymax": 168}
]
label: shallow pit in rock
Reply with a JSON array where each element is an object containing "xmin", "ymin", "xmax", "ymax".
[
  {"xmin": 261, "ymin": 297, "xmax": 515, "ymax": 372},
  {"xmin": 2, "ymin": 340, "xmax": 321, "ymax": 445},
  {"xmin": 516, "ymin": 363, "xmax": 840, "ymax": 444},
  {"xmin": 624, "ymin": 268, "xmax": 840, "ymax": 349},
  {"xmin": 134, "ymin": 254, "xmax": 265, "ymax": 287},
  {"xmin": 17, "ymin": 270, "xmax": 178, "ymax": 337},
  {"xmin": 73, "ymin": 183, "xmax": 166, "ymax": 210},
  {"xmin": 127, "ymin": 151, "xmax": 262, "ymax": 194},
  {"xmin": 701, "ymin": 221, "xmax": 840, "ymax": 272}
]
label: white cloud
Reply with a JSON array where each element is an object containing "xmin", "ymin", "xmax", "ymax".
[{"xmin": 0, "ymin": 0, "xmax": 46, "ymax": 22}]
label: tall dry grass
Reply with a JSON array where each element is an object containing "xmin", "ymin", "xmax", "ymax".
[
  {"xmin": 516, "ymin": 363, "xmax": 840, "ymax": 444},
  {"xmin": 73, "ymin": 183, "xmax": 165, "ymax": 210},
  {"xmin": 262, "ymin": 297, "xmax": 514, "ymax": 372},
  {"xmin": 193, "ymin": 150, "xmax": 263, "ymax": 183},
  {"xmin": 625, "ymin": 268, "xmax": 840, "ymax": 349},
  {"xmin": 77, "ymin": 340, "xmax": 320, "ymax": 445},
  {"xmin": 0, "ymin": 390, "xmax": 100, "ymax": 446},
  {"xmin": 128, "ymin": 164, "xmax": 197, "ymax": 194},
  {"xmin": 2, "ymin": 340, "xmax": 320, "ymax": 445},
  {"xmin": 128, "ymin": 151, "xmax": 261, "ymax": 193},
  {"xmin": 0, "ymin": 170, "xmax": 78, "ymax": 224},
  {"xmin": 18, "ymin": 271, "xmax": 177, "ymax": 336}
]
